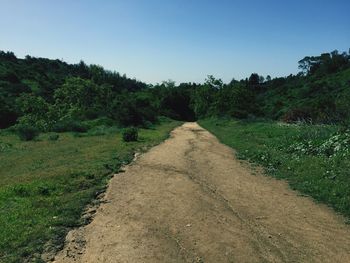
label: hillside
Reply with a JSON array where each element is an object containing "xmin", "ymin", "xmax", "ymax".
[
  {"xmin": 260, "ymin": 67, "xmax": 350, "ymax": 123},
  {"xmin": 1, "ymin": 49, "xmax": 349, "ymax": 133}
]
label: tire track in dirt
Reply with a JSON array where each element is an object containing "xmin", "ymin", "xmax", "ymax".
[{"xmin": 53, "ymin": 123, "xmax": 350, "ymax": 263}]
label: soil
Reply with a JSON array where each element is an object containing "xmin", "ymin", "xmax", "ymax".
[{"xmin": 53, "ymin": 123, "xmax": 350, "ymax": 263}]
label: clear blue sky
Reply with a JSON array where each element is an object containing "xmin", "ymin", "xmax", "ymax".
[{"xmin": 1, "ymin": 0, "xmax": 349, "ymax": 84}]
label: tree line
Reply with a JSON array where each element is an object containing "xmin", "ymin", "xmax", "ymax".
[{"xmin": 0, "ymin": 49, "xmax": 349, "ymax": 132}]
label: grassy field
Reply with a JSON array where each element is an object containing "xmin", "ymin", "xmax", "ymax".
[
  {"xmin": 0, "ymin": 119, "xmax": 181, "ymax": 263},
  {"xmin": 199, "ymin": 118, "xmax": 350, "ymax": 220}
]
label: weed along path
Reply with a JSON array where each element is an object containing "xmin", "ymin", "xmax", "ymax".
[{"xmin": 53, "ymin": 123, "xmax": 350, "ymax": 263}]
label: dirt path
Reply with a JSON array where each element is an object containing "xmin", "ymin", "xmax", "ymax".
[{"xmin": 53, "ymin": 123, "xmax": 350, "ymax": 263}]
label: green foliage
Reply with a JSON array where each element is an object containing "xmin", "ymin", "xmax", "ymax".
[
  {"xmin": 214, "ymin": 82, "xmax": 259, "ymax": 118},
  {"xmin": 190, "ymin": 75, "xmax": 224, "ymax": 117},
  {"xmin": 261, "ymin": 67, "xmax": 350, "ymax": 124},
  {"xmin": 17, "ymin": 125, "xmax": 39, "ymax": 141},
  {"xmin": 83, "ymin": 117, "xmax": 115, "ymax": 129},
  {"xmin": 1, "ymin": 49, "xmax": 349, "ymax": 130},
  {"xmin": 15, "ymin": 93, "xmax": 58, "ymax": 131},
  {"xmin": 54, "ymin": 77, "xmax": 103, "ymax": 120},
  {"xmin": 122, "ymin": 127, "xmax": 138, "ymax": 142},
  {"xmin": 0, "ymin": 53, "xmax": 147, "ymax": 130},
  {"xmin": 110, "ymin": 92, "xmax": 157, "ymax": 127},
  {"xmin": 48, "ymin": 133, "xmax": 59, "ymax": 141},
  {"xmin": 52, "ymin": 120, "xmax": 87, "ymax": 133},
  {"xmin": 298, "ymin": 50, "xmax": 349, "ymax": 76},
  {"xmin": 0, "ymin": 94, "xmax": 18, "ymax": 128},
  {"xmin": 151, "ymin": 82, "xmax": 196, "ymax": 121}
]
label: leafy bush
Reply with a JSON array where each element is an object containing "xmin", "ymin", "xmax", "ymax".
[
  {"xmin": 122, "ymin": 127, "xmax": 138, "ymax": 142},
  {"xmin": 86, "ymin": 125, "xmax": 119, "ymax": 136},
  {"xmin": 37, "ymin": 184, "xmax": 55, "ymax": 196},
  {"xmin": 12, "ymin": 185, "xmax": 31, "ymax": 197},
  {"xmin": 52, "ymin": 120, "xmax": 87, "ymax": 133},
  {"xmin": 111, "ymin": 94, "xmax": 157, "ymax": 127},
  {"xmin": 83, "ymin": 117, "xmax": 115, "ymax": 129},
  {"xmin": 282, "ymin": 108, "xmax": 312, "ymax": 123},
  {"xmin": 48, "ymin": 133, "xmax": 59, "ymax": 141},
  {"xmin": 0, "ymin": 142, "xmax": 12, "ymax": 152},
  {"xmin": 17, "ymin": 125, "xmax": 39, "ymax": 141}
]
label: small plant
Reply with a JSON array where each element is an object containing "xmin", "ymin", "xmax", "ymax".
[
  {"xmin": 13, "ymin": 185, "xmax": 31, "ymax": 197},
  {"xmin": 70, "ymin": 121, "xmax": 88, "ymax": 132},
  {"xmin": 17, "ymin": 125, "xmax": 39, "ymax": 141},
  {"xmin": 48, "ymin": 133, "xmax": 59, "ymax": 141},
  {"xmin": 37, "ymin": 185, "xmax": 52, "ymax": 196},
  {"xmin": 122, "ymin": 127, "xmax": 138, "ymax": 142},
  {"xmin": 0, "ymin": 142, "xmax": 12, "ymax": 152}
]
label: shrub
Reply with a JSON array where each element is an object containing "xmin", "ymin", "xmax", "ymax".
[
  {"xmin": 52, "ymin": 120, "xmax": 87, "ymax": 133},
  {"xmin": 122, "ymin": 127, "xmax": 138, "ymax": 142},
  {"xmin": 111, "ymin": 94, "xmax": 157, "ymax": 127},
  {"xmin": 37, "ymin": 184, "xmax": 54, "ymax": 196},
  {"xmin": 48, "ymin": 133, "xmax": 59, "ymax": 141},
  {"xmin": 282, "ymin": 108, "xmax": 312, "ymax": 123},
  {"xmin": 12, "ymin": 185, "xmax": 31, "ymax": 197},
  {"xmin": 0, "ymin": 142, "xmax": 12, "ymax": 152},
  {"xmin": 86, "ymin": 125, "xmax": 119, "ymax": 136},
  {"xmin": 83, "ymin": 117, "xmax": 115, "ymax": 129},
  {"xmin": 17, "ymin": 125, "xmax": 39, "ymax": 141}
]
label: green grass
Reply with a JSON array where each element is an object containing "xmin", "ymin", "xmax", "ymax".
[
  {"xmin": 0, "ymin": 119, "xmax": 181, "ymax": 263},
  {"xmin": 199, "ymin": 117, "xmax": 350, "ymax": 220}
]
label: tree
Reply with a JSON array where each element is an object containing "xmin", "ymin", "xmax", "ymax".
[
  {"xmin": 259, "ymin": 76, "xmax": 265, "ymax": 84},
  {"xmin": 110, "ymin": 92, "xmax": 157, "ymax": 126},
  {"xmin": 214, "ymin": 83, "xmax": 258, "ymax": 118},
  {"xmin": 248, "ymin": 73, "xmax": 260, "ymax": 86},
  {"xmin": 54, "ymin": 77, "xmax": 101, "ymax": 120},
  {"xmin": 298, "ymin": 50, "xmax": 349, "ymax": 76},
  {"xmin": 15, "ymin": 93, "xmax": 54, "ymax": 131},
  {"xmin": 161, "ymin": 79, "xmax": 176, "ymax": 88},
  {"xmin": 205, "ymin": 75, "xmax": 223, "ymax": 89},
  {"xmin": 191, "ymin": 76, "xmax": 222, "ymax": 117},
  {"xmin": 0, "ymin": 95, "xmax": 17, "ymax": 128}
]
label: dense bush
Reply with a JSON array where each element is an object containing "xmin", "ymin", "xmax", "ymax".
[
  {"xmin": 17, "ymin": 125, "xmax": 39, "ymax": 141},
  {"xmin": 48, "ymin": 133, "xmax": 59, "ymax": 141},
  {"xmin": 52, "ymin": 120, "xmax": 87, "ymax": 133},
  {"xmin": 110, "ymin": 93, "xmax": 157, "ymax": 127},
  {"xmin": 0, "ymin": 95, "xmax": 18, "ymax": 128},
  {"xmin": 83, "ymin": 117, "xmax": 115, "ymax": 129},
  {"xmin": 282, "ymin": 108, "xmax": 312, "ymax": 123},
  {"xmin": 122, "ymin": 127, "xmax": 138, "ymax": 142}
]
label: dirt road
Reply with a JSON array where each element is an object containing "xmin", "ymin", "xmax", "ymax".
[{"xmin": 53, "ymin": 123, "xmax": 350, "ymax": 263}]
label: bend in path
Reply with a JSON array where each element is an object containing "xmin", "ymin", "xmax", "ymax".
[{"xmin": 54, "ymin": 122, "xmax": 350, "ymax": 263}]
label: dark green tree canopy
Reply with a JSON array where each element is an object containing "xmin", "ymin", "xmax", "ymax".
[{"xmin": 0, "ymin": 49, "xmax": 349, "ymax": 130}]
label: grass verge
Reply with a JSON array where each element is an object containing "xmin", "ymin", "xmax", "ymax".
[
  {"xmin": 0, "ymin": 119, "xmax": 181, "ymax": 263},
  {"xmin": 199, "ymin": 117, "xmax": 350, "ymax": 220}
]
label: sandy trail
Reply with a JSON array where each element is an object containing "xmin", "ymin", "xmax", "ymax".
[{"xmin": 53, "ymin": 122, "xmax": 350, "ymax": 263}]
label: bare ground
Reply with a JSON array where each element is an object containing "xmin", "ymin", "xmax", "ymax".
[{"xmin": 53, "ymin": 123, "xmax": 350, "ymax": 263}]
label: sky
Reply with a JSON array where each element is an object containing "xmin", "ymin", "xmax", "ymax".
[{"xmin": 1, "ymin": 0, "xmax": 349, "ymax": 84}]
